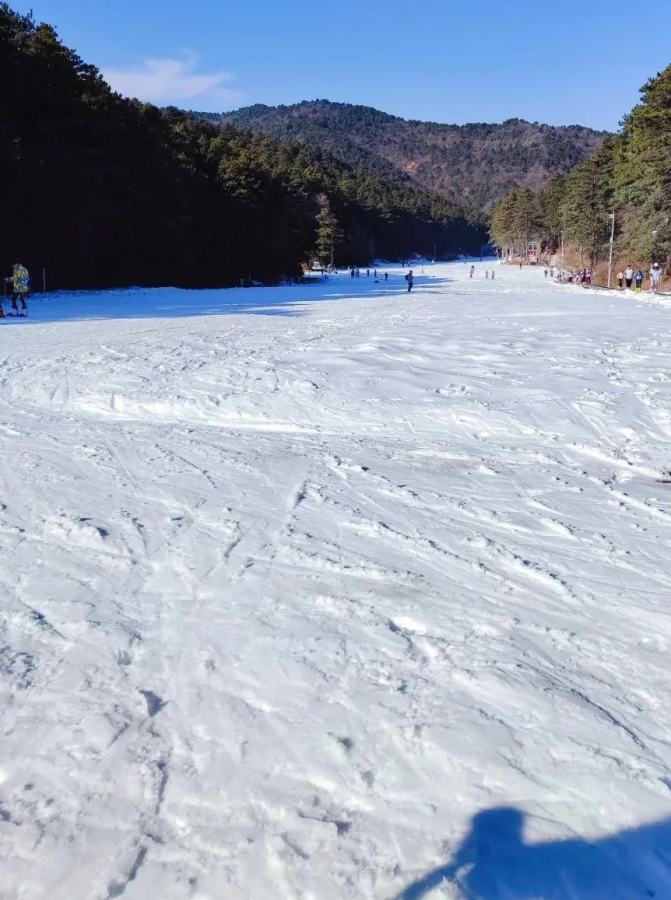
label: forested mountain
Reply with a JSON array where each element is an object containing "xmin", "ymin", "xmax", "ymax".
[
  {"xmin": 0, "ymin": 5, "xmax": 483, "ymax": 291},
  {"xmin": 212, "ymin": 101, "xmax": 606, "ymax": 215},
  {"xmin": 490, "ymin": 64, "xmax": 671, "ymax": 271}
]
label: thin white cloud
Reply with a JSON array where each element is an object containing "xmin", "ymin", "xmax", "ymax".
[{"xmin": 103, "ymin": 53, "xmax": 242, "ymax": 108}]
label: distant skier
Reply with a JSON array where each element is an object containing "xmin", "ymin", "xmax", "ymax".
[
  {"xmin": 650, "ymin": 262, "xmax": 662, "ymax": 293},
  {"xmin": 469, "ymin": 265, "xmax": 475, "ymax": 279},
  {"xmin": 366, "ymin": 268, "xmax": 370, "ymax": 278},
  {"xmin": 634, "ymin": 269, "xmax": 644, "ymax": 292},
  {"xmin": 491, "ymin": 270, "xmax": 495, "ymax": 280},
  {"xmin": 5, "ymin": 262, "xmax": 29, "ymax": 316},
  {"xmin": 485, "ymin": 270, "xmax": 489, "ymax": 279},
  {"xmin": 384, "ymin": 272, "xmax": 388, "ymax": 281},
  {"xmin": 624, "ymin": 265, "xmax": 634, "ymax": 289},
  {"xmin": 405, "ymin": 269, "xmax": 414, "ymax": 293},
  {"xmin": 544, "ymin": 268, "xmax": 548, "ymax": 278}
]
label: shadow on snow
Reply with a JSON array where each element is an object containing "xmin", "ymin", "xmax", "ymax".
[
  {"xmin": 396, "ymin": 806, "xmax": 671, "ymax": 899},
  {"xmin": 1, "ymin": 274, "xmax": 454, "ymax": 325}
]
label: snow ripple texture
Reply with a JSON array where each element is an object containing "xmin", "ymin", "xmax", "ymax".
[{"xmin": 1, "ymin": 263, "xmax": 671, "ymax": 899}]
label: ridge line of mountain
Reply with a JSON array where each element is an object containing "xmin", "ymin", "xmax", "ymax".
[
  {"xmin": 197, "ymin": 99, "xmax": 607, "ymax": 213},
  {"xmin": 199, "ymin": 98, "xmax": 609, "ymax": 136}
]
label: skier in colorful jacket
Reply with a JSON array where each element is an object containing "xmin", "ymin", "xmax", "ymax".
[{"xmin": 9, "ymin": 262, "xmax": 29, "ymax": 315}]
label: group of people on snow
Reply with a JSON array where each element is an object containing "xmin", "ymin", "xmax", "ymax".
[
  {"xmin": 470, "ymin": 265, "xmax": 496, "ymax": 279},
  {"xmin": 552, "ymin": 268, "xmax": 592, "ymax": 284},
  {"xmin": 616, "ymin": 263, "xmax": 664, "ymax": 293},
  {"xmin": 554, "ymin": 268, "xmax": 592, "ymax": 285},
  {"xmin": 349, "ymin": 267, "xmax": 390, "ymax": 282},
  {"xmin": 347, "ymin": 265, "xmax": 412, "ymax": 284},
  {"xmin": 1, "ymin": 262, "xmax": 30, "ymax": 317},
  {"xmin": 552, "ymin": 262, "xmax": 665, "ymax": 292}
]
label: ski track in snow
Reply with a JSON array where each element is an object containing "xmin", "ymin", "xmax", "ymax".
[{"xmin": 1, "ymin": 263, "xmax": 671, "ymax": 898}]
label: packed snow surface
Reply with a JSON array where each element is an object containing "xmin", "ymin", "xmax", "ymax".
[{"xmin": 1, "ymin": 262, "xmax": 671, "ymax": 899}]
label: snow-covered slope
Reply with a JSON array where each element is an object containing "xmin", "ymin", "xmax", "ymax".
[{"xmin": 1, "ymin": 264, "xmax": 670, "ymax": 899}]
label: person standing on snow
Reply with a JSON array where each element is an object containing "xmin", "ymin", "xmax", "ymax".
[
  {"xmin": 634, "ymin": 269, "xmax": 644, "ymax": 292},
  {"xmin": 491, "ymin": 270, "xmax": 495, "ymax": 280},
  {"xmin": 405, "ymin": 269, "xmax": 414, "ymax": 293},
  {"xmin": 617, "ymin": 271, "xmax": 624, "ymax": 289},
  {"xmin": 649, "ymin": 263, "xmax": 663, "ymax": 293},
  {"xmin": 469, "ymin": 265, "xmax": 475, "ymax": 279},
  {"xmin": 6, "ymin": 262, "xmax": 30, "ymax": 316},
  {"xmin": 624, "ymin": 264, "xmax": 634, "ymax": 289}
]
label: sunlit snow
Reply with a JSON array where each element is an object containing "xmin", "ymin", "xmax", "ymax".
[{"xmin": 1, "ymin": 262, "xmax": 670, "ymax": 899}]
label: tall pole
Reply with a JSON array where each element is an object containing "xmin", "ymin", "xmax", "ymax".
[{"xmin": 607, "ymin": 212, "xmax": 615, "ymax": 288}]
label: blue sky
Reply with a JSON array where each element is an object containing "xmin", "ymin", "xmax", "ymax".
[{"xmin": 11, "ymin": 0, "xmax": 671, "ymax": 130}]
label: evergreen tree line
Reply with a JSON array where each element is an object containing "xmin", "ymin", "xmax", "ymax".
[
  {"xmin": 490, "ymin": 64, "xmax": 671, "ymax": 269},
  {"xmin": 0, "ymin": 5, "xmax": 484, "ymax": 291}
]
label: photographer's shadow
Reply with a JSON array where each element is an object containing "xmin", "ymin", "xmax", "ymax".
[{"xmin": 397, "ymin": 806, "xmax": 670, "ymax": 899}]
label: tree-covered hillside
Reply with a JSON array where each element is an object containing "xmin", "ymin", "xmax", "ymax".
[
  {"xmin": 490, "ymin": 64, "xmax": 671, "ymax": 271},
  {"xmin": 212, "ymin": 101, "xmax": 606, "ymax": 216},
  {"xmin": 0, "ymin": 5, "xmax": 483, "ymax": 291}
]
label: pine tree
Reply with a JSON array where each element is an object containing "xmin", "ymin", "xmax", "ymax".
[
  {"xmin": 314, "ymin": 197, "xmax": 341, "ymax": 267},
  {"xmin": 490, "ymin": 190, "xmax": 521, "ymax": 255},
  {"xmin": 511, "ymin": 187, "xmax": 540, "ymax": 259},
  {"xmin": 538, "ymin": 174, "xmax": 566, "ymax": 250},
  {"xmin": 614, "ymin": 64, "xmax": 671, "ymax": 264},
  {"xmin": 490, "ymin": 187, "xmax": 539, "ymax": 257},
  {"xmin": 559, "ymin": 142, "xmax": 615, "ymax": 267}
]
